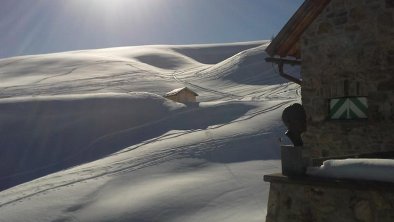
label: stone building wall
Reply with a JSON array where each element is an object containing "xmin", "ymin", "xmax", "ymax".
[
  {"xmin": 266, "ymin": 182, "xmax": 394, "ymax": 222},
  {"xmin": 301, "ymin": 0, "xmax": 394, "ymax": 158}
]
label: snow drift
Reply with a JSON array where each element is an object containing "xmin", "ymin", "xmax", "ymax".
[
  {"xmin": 307, "ymin": 159, "xmax": 394, "ymax": 183},
  {"xmin": 0, "ymin": 41, "xmax": 300, "ymax": 222},
  {"xmin": 0, "ymin": 93, "xmax": 185, "ymax": 190}
]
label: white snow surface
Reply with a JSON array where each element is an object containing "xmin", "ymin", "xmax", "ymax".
[
  {"xmin": 307, "ymin": 159, "xmax": 394, "ymax": 183},
  {"xmin": 0, "ymin": 41, "xmax": 300, "ymax": 222}
]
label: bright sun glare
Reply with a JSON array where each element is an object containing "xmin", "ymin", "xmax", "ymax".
[
  {"xmin": 73, "ymin": 0, "xmax": 157, "ymax": 14},
  {"xmin": 68, "ymin": 0, "xmax": 163, "ymax": 26}
]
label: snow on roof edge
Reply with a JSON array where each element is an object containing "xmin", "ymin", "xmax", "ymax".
[{"xmin": 164, "ymin": 87, "xmax": 198, "ymax": 97}]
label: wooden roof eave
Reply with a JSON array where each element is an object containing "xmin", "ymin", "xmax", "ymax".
[{"xmin": 266, "ymin": 0, "xmax": 331, "ymax": 58}]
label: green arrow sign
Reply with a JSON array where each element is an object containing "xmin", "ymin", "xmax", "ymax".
[{"xmin": 330, "ymin": 97, "xmax": 368, "ymax": 120}]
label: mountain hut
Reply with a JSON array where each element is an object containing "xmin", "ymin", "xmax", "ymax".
[
  {"xmin": 164, "ymin": 87, "xmax": 198, "ymax": 103},
  {"xmin": 264, "ymin": 0, "xmax": 394, "ymax": 221}
]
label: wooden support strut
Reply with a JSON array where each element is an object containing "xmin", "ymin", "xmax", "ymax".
[{"xmin": 265, "ymin": 57, "xmax": 302, "ymax": 85}]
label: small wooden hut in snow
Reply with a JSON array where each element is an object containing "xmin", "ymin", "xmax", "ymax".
[{"xmin": 164, "ymin": 87, "xmax": 198, "ymax": 103}]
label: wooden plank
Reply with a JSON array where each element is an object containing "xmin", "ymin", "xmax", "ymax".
[{"xmin": 266, "ymin": 0, "xmax": 331, "ymax": 58}]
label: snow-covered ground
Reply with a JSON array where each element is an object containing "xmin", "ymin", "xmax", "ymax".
[{"xmin": 0, "ymin": 41, "xmax": 300, "ymax": 222}]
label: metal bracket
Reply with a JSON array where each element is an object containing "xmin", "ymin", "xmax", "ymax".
[{"xmin": 265, "ymin": 57, "xmax": 302, "ymax": 85}]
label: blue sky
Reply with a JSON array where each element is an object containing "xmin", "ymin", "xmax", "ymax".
[{"xmin": 0, "ymin": 0, "xmax": 303, "ymax": 59}]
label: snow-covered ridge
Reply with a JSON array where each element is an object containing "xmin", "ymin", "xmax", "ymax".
[{"xmin": 0, "ymin": 41, "xmax": 275, "ymax": 100}]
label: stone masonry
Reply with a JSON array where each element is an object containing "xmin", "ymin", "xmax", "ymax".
[
  {"xmin": 301, "ymin": 0, "xmax": 394, "ymax": 158},
  {"xmin": 266, "ymin": 181, "xmax": 394, "ymax": 222},
  {"xmin": 265, "ymin": 1, "xmax": 394, "ymax": 221}
]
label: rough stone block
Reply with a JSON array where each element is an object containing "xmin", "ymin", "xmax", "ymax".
[
  {"xmin": 349, "ymin": 6, "xmax": 368, "ymax": 21},
  {"xmin": 318, "ymin": 22, "xmax": 334, "ymax": 34},
  {"xmin": 345, "ymin": 24, "xmax": 361, "ymax": 32},
  {"xmin": 378, "ymin": 77, "xmax": 394, "ymax": 90},
  {"xmin": 386, "ymin": 0, "xmax": 394, "ymax": 8},
  {"xmin": 333, "ymin": 16, "xmax": 348, "ymax": 25}
]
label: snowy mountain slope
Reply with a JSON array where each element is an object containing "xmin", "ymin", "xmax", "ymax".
[
  {"xmin": 171, "ymin": 41, "xmax": 265, "ymax": 64},
  {"xmin": 0, "ymin": 41, "xmax": 300, "ymax": 222},
  {"xmin": 171, "ymin": 42, "xmax": 300, "ymax": 102},
  {"xmin": 0, "ymin": 93, "xmax": 186, "ymax": 191}
]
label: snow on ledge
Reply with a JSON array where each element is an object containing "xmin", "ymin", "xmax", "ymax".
[{"xmin": 307, "ymin": 159, "xmax": 394, "ymax": 183}]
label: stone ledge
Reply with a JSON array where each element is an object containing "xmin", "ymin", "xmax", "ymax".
[{"xmin": 264, "ymin": 173, "xmax": 394, "ymax": 192}]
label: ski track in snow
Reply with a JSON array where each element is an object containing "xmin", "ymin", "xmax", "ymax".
[
  {"xmin": 0, "ymin": 98, "xmax": 289, "ymax": 207},
  {"xmin": 0, "ymin": 41, "xmax": 299, "ymax": 222}
]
